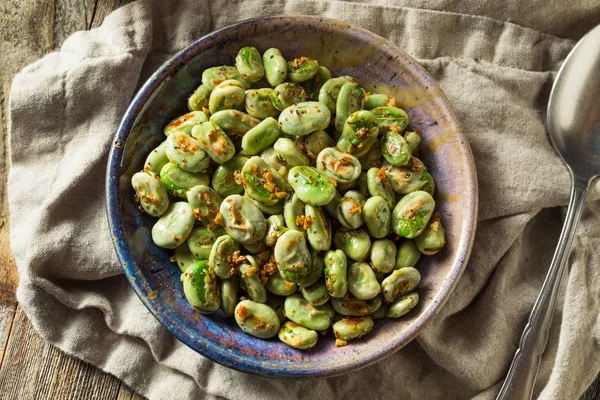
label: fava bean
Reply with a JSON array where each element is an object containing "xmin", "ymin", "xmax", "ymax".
[
  {"xmin": 366, "ymin": 167, "xmax": 395, "ymax": 209},
  {"xmin": 263, "ymin": 48, "xmax": 288, "ymax": 86},
  {"xmin": 266, "ymin": 273, "xmax": 298, "ymax": 296},
  {"xmin": 415, "ymin": 214, "xmax": 446, "ymax": 255},
  {"xmin": 363, "ymin": 93, "xmax": 396, "ymax": 110},
  {"xmin": 188, "ymin": 85, "xmax": 212, "ymax": 112},
  {"xmin": 372, "ymin": 106, "xmax": 409, "ymax": 133},
  {"xmin": 235, "ymin": 46, "xmax": 264, "ymax": 83},
  {"xmin": 239, "ymin": 257, "xmax": 267, "ymax": 303},
  {"xmin": 332, "ymin": 316, "xmax": 374, "ymax": 342},
  {"xmin": 279, "ymin": 102, "xmax": 331, "ymax": 136},
  {"xmin": 369, "ymin": 303, "xmax": 389, "ymax": 320},
  {"xmin": 270, "ymin": 83, "xmax": 310, "ymax": 111},
  {"xmin": 210, "ymin": 110, "xmax": 260, "ymax": 136},
  {"xmin": 219, "ymin": 194, "xmax": 267, "ymax": 244},
  {"xmin": 420, "ymin": 171, "xmax": 436, "ymax": 196},
  {"xmin": 265, "ymin": 294, "xmax": 286, "ymax": 323},
  {"xmin": 174, "ymin": 241, "xmax": 199, "ymax": 272},
  {"xmin": 324, "ymin": 249, "xmax": 348, "ymax": 298},
  {"xmin": 241, "ymin": 156, "xmax": 287, "ymax": 206},
  {"xmin": 337, "ymin": 110, "xmax": 379, "ymax": 156},
  {"xmin": 208, "ymin": 234, "xmax": 239, "ymax": 279},
  {"xmin": 357, "ymin": 139, "xmax": 382, "ymax": 170},
  {"xmin": 386, "ymin": 292, "xmax": 419, "ymax": 318},
  {"xmin": 164, "ymin": 111, "xmax": 209, "ymax": 137},
  {"xmin": 245, "ymin": 88, "xmax": 279, "ymax": 119},
  {"xmin": 260, "ymin": 146, "xmax": 291, "ymax": 177},
  {"xmin": 288, "ymin": 166, "xmax": 336, "ymax": 206},
  {"xmin": 182, "ymin": 260, "xmax": 220, "ymax": 313},
  {"xmin": 370, "ymin": 239, "xmax": 397, "ymax": 273},
  {"xmin": 391, "ymin": 190, "xmax": 435, "ymax": 238},
  {"xmin": 151, "ymin": 202, "xmax": 195, "ymax": 249},
  {"xmin": 186, "ymin": 185, "xmax": 222, "ymax": 224},
  {"xmin": 143, "ymin": 140, "xmax": 169, "ymax": 175},
  {"xmin": 348, "ymin": 262, "xmax": 380, "ymax": 300},
  {"xmin": 330, "ymin": 293, "xmax": 382, "ymax": 316},
  {"xmin": 362, "ymin": 196, "xmax": 391, "ymax": 239},
  {"xmin": 234, "ymin": 300, "xmax": 280, "ymax": 338},
  {"xmin": 386, "ymin": 158, "xmax": 427, "ymax": 194},
  {"xmin": 301, "ymin": 66, "xmax": 331, "ymax": 99},
  {"xmin": 274, "ymin": 230, "xmax": 311, "ymax": 283},
  {"xmin": 304, "ymin": 204, "xmax": 332, "ymax": 251},
  {"xmin": 305, "ymin": 130, "xmax": 335, "ymax": 158},
  {"xmin": 212, "ymin": 155, "xmax": 248, "ymax": 197},
  {"xmin": 380, "ymin": 130, "xmax": 411, "ymax": 166},
  {"xmin": 284, "ymin": 293, "xmax": 334, "ymax": 331},
  {"xmin": 131, "ymin": 171, "xmax": 170, "ymax": 217},
  {"xmin": 395, "ymin": 239, "xmax": 422, "ymax": 269},
  {"xmin": 274, "ymin": 138, "xmax": 310, "ymax": 166},
  {"xmin": 191, "ymin": 121, "xmax": 236, "ymax": 164},
  {"xmin": 287, "ymin": 57, "xmax": 319, "ymax": 83},
  {"xmin": 202, "ymin": 65, "xmax": 250, "ymax": 90},
  {"xmin": 283, "ymin": 192, "xmax": 306, "ymax": 230},
  {"xmin": 221, "ymin": 277, "xmax": 240, "ymax": 317},
  {"xmin": 246, "ymin": 194, "xmax": 283, "ymax": 215},
  {"xmin": 159, "ymin": 163, "xmax": 210, "ymax": 198},
  {"xmin": 187, "ymin": 226, "xmax": 225, "ymax": 259},
  {"xmin": 300, "ymin": 280, "xmax": 330, "ymax": 306},
  {"xmin": 208, "ymin": 79, "xmax": 245, "ymax": 115},
  {"xmin": 298, "ymin": 249, "xmax": 325, "ymax": 288},
  {"xmin": 337, "ymin": 191, "xmax": 365, "ymax": 229},
  {"xmin": 278, "ymin": 321, "xmax": 319, "ymax": 349},
  {"xmin": 335, "ymin": 82, "xmax": 364, "ymax": 134},
  {"xmin": 404, "ymin": 130, "xmax": 421, "ymax": 154},
  {"xmin": 333, "ymin": 228, "xmax": 371, "ymax": 262},
  {"xmin": 316, "ymin": 147, "xmax": 361, "ymax": 183},
  {"xmin": 318, "ymin": 76, "xmax": 358, "ymax": 113},
  {"xmin": 165, "ymin": 131, "xmax": 210, "ymax": 172},
  {"xmin": 381, "ymin": 267, "xmax": 421, "ymax": 303}
]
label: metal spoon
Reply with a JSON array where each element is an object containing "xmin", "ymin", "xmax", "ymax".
[{"xmin": 496, "ymin": 24, "xmax": 600, "ymax": 400}]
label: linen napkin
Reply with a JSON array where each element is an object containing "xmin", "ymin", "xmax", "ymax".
[{"xmin": 8, "ymin": 1, "xmax": 600, "ymax": 399}]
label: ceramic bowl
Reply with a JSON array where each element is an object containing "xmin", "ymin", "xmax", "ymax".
[{"xmin": 106, "ymin": 15, "xmax": 478, "ymax": 377}]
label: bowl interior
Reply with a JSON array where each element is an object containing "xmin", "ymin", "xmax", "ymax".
[{"xmin": 107, "ymin": 16, "xmax": 477, "ymax": 377}]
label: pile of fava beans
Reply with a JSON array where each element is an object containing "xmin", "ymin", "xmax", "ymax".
[{"xmin": 131, "ymin": 46, "xmax": 446, "ymax": 349}]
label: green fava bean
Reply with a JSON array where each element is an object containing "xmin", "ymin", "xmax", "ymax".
[
  {"xmin": 305, "ymin": 130, "xmax": 335, "ymax": 158},
  {"xmin": 330, "ymin": 293, "xmax": 382, "ymax": 316},
  {"xmin": 212, "ymin": 155, "xmax": 248, "ymax": 197},
  {"xmin": 333, "ymin": 228, "xmax": 371, "ymax": 262},
  {"xmin": 370, "ymin": 239, "xmax": 397, "ymax": 273},
  {"xmin": 241, "ymin": 156, "xmax": 287, "ymax": 206},
  {"xmin": 404, "ymin": 130, "xmax": 421, "ymax": 154},
  {"xmin": 265, "ymin": 273, "xmax": 297, "ymax": 296},
  {"xmin": 335, "ymin": 82, "xmax": 364, "ymax": 134},
  {"xmin": 337, "ymin": 110, "xmax": 379, "ymax": 156},
  {"xmin": 208, "ymin": 234, "xmax": 239, "ymax": 278},
  {"xmin": 182, "ymin": 260, "xmax": 220, "ymax": 313},
  {"xmin": 164, "ymin": 111, "xmax": 208, "ymax": 136},
  {"xmin": 304, "ymin": 204, "xmax": 332, "ymax": 251},
  {"xmin": 234, "ymin": 300, "xmax": 280, "ymax": 339},
  {"xmin": 188, "ymin": 85, "xmax": 211, "ymax": 112},
  {"xmin": 165, "ymin": 131, "xmax": 210, "ymax": 173},
  {"xmin": 357, "ymin": 139, "xmax": 382, "ymax": 170},
  {"xmin": 191, "ymin": 122, "xmax": 235, "ymax": 164},
  {"xmin": 386, "ymin": 158, "xmax": 427, "ymax": 194},
  {"xmin": 298, "ymin": 249, "xmax": 325, "ymax": 288},
  {"xmin": 287, "ymin": 57, "xmax": 319, "ymax": 83},
  {"xmin": 324, "ymin": 249, "xmax": 348, "ymax": 298},
  {"xmin": 219, "ymin": 194, "xmax": 267, "ymax": 244},
  {"xmin": 357, "ymin": 171, "xmax": 369, "ymax": 197},
  {"xmin": 279, "ymin": 102, "xmax": 331, "ymax": 136},
  {"xmin": 332, "ymin": 316, "xmax": 374, "ymax": 341},
  {"xmin": 265, "ymin": 214, "xmax": 286, "ymax": 247},
  {"xmin": 420, "ymin": 171, "xmax": 436, "ymax": 196},
  {"xmin": 386, "ymin": 292, "xmax": 419, "ymax": 318},
  {"xmin": 380, "ymin": 130, "xmax": 411, "ymax": 166},
  {"xmin": 186, "ymin": 185, "xmax": 222, "ymax": 224},
  {"xmin": 143, "ymin": 140, "xmax": 169, "ymax": 175},
  {"xmin": 337, "ymin": 191, "xmax": 365, "ymax": 229},
  {"xmin": 348, "ymin": 262, "xmax": 381, "ymax": 300},
  {"xmin": 287, "ymin": 166, "xmax": 336, "ymax": 206},
  {"xmin": 239, "ymin": 258, "xmax": 267, "ymax": 303},
  {"xmin": 159, "ymin": 163, "xmax": 210, "ymax": 198},
  {"xmin": 245, "ymin": 88, "xmax": 279, "ymax": 119},
  {"xmin": 381, "ymin": 267, "xmax": 421, "ymax": 303},
  {"xmin": 284, "ymin": 293, "xmax": 334, "ymax": 331},
  {"xmin": 235, "ymin": 46, "xmax": 264, "ymax": 82},
  {"xmin": 245, "ymin": 194, "xmax": 283, "ymax": 215},
  {"xmin": 210, "ymin": 110, "xmax": 260, "ymax": 136},
  {"xmin": 395, "ymin": 239, "xmax": 422, "ymax": 269},
  {"xmin": 283, "ymin": 192, "xmax": 305, "ymax": 230},
  {"xmin": 369, "ymin": 302, "xmax": 389, "ymax": 320},
  {"xmin": 201, "ymin": 65, "xmax": 250, "ymax": 90},
  {"xmin": 323, "ymin": 190, "xmax": 342, "ymax": 218},
  {"xmin": 265, "ymin": 294, "xmax": 286, "ymax": 323},
  {"xmin": 318, "ymin": 76, "xmax": 358, "ymax": 113},
  {"xmin": 263, "ymin": 47, "xmax": 288, "ymax": 86},
  {"xmin": 362, "ymin": 196, "xmax": 391, "ymax": 239},
  {"xmin": 261, "ymin": 146, "xmax": 291, "ymax": 177},
  {"xmin": 300, "ymin": 280, "xmax": 330, "ymax": 306},
  {"xmin": 151, "ymin": 202, "xmax": 195, "ymax": 249},
  {"xmin": 187, "ymin": 226, "xmax": 225, "ymax": 259},
  {"xmin": 174, "ymin": 242, "xmax": 199, "ymax": 272},
  {"xmin": 372, "ymin": 106, "xmax": 409, "ymax": 133},
  {"xmin": 220, "ymin": 277, "xmax": 239, "ymax": 317},
  {"xmin": 415, "ymin": 215, "xmax": 446, "ymax": 255},
  {"xmin": 363, "ymin": 93, "xmax": 396, "ymax": 110},
  {"xmin": 316, "ymin": 147, "xmax": 361, "ymax": 183},
  {"xmin": 208, "ymin": 79, "xmax": 245, "ymax": 115},
  {"xmin": 242, "ymin": 117, "xmax": 280, "ymax": 156},
  {"xmin": 392, "ymin": 190, "xmax": 435, "ymax": 238},
  {"xmin": 367, "ymin": 167, "xmax": 395, "ymax": 209},
  {"xmin": 270, "ymin": 83, "xmax": 310, "ymax": 111},
  {"xmin": 278, "ymin": 321, "xmax": 318, "ymax": 350},
  {"xmin": 274, "ymin": 230, "xmax": 311, "ymax": 283},
  {"xmin": 273, "ymin": 138, "xmax": 310, "ymax": 166},
  {"xmin": 301, "ymin": 66, "xmax": 331, "ymax": 99},
  {"xmin": 131, "ymin": 171, "xmax": 170, "ymax": 217},
  {"xmin": 242, "ymin": 239, "xmax": 268, "ymax": 255}
]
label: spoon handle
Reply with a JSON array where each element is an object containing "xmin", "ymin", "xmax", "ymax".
[{"xmin": 496, "ymin": 178, "xmax": 588, "ymax": 400}]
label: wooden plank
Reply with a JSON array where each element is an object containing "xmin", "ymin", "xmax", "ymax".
[
  {"xmin": 90, "ymin": 0, "xmax": 135, "ymax": 29},
  {"xmin": 582, "ymin": 377, "xmax": 600, "ymax": 400},
  {"xmin": 117, "ymin": 382, "xmax": 147, "ymax": 400}
]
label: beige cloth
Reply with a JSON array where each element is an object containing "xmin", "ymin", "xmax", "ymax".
[{"xmin": 8, "ymin": 1, "xmax": 600, "ymax": 399}]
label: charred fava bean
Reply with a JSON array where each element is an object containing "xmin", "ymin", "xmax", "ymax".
[
  {"xmin": 415, "ymin": 214, "xmax": 446, "ymax": 255},
  {"xmin": 270, "ymin": 82, "xmax": 310, "ymax": 111},
  {"xmin": 234, "ymin": 300, "xmax": 280, "ymax": 338},
  {"xmin": 330, "ymin": 293, "xmax": 382, "ymax": 317},
  {"xmin": 337, "ymin": 110, "xmax": 379, "ymax": 157},
  {"xmin": 220, "ymin": 277, "xmax": 239, "ymax": 317},
  {"xmin": 287, "ymin": 57, "xmax": 319, "ymax": 83},
  {"xmin": 208, "ymin": 79, "xmax": 245, "ymax": 115},
  {"xmin": 395, "ymin": 239, "xmax": 422, "ymax": 269},
  {"xmin": 235, "ymin": 46, "xmax": 264, "ymax": 83},
  {"xmin": 386, "ymin": 157, "xmax": 427, "ymax": 194},
  {"xmin": 265, "ymin": 214, "xmax": 286, "ymax": 247},
  {"xmin": 284, "ymin": 293, "xmax": 334, "ymax": 330},
  {"xmin": 143, "ymin": 140, "xmax": 169, "ymax": 175},
  {"xmin": 283, "ymin": 192, "xmax": 306, "ymax": 231},
  {"xmin": 165, "ymin": 130, "xmax": 210, "ymax": 173},
  {"xmin": 187, "ymin": 226, "xmax": 225, "ymax": 259},
  {"xmin": 164, "ymin": 111, "xmax": 208, "ymax": 136},
  {"xmin": 208, "ymin": 234, "xmax": 239, "ymax": 279},
  {"xmin": 131, "ymin": 171, "xmax": 170, "ymax": 217},
  {"xmin": 274, "ymin": 230, "xmax": 311, "ymax": 283},
  {"xmin": 151, "ymin": 202, "xmax": 195, "ymax": 249},
  {"xmin": 278, "ymin": 321, "xmax": 319, "ymax": 349},
  {"xmin": 202, "ymin": 65, "xmax": 250, "ymax": 90},
  {"xmin": 263, "ymin": 47, "xmax": 288, "ymax": 86},
  {"xmin": 319, "ymin": 76, "xmax": 358, "ymax": 113},
  {"xmin": 381, "ymin": 267, "xmax": 421, "ymax": 303},
  {"xmin": 174, "ymin": 243, "xmax": 200, "ymax": 273},
  {"xmin": 241, "ymin": 156, "xmax": 287, "ymax": 206},
  {"xmin": 304, "ymin": 204, "xmax": 332, "ymax": 251},
  {"xmin": 335, "ymin": 82, "xmax": 364, "ymax": 135},
  {"xmin": 186, "ymin": 185, "xmax": 222, "ymax": 224},
  {"xmin": 380, "ymin": 130, "xmax": 411, "ymax": 166},
  {"xmin": 332, "ymin": 316, "xmax": 374, "ymax": 343},
  {"xmin": 324, "ymin": 249, "xmax": 348, "ymax": 298},
  {"xmin": 287, "ymin": 166, "xmax": 336, "ymax": 206},
  {"xmin": 333, "ymin": 228, "xmax": 371, "ymax": 262},
  {"xmin": 386, "ymin": 292, "xmax": 419, "ymax": 318},
  {"xmin": 363, "ymin": 93, "xmax": 396, "ymax": 110},
  {"xmin": 212, "ymin": 155, "xmax": 248, "ymax": 197},
  {"xmin": 219, "ymin": 194, "xmax": 267, "ymax": 244},
  {"xmin": 188, "ymin": 85, "xmax": 211, "ymax": 112},
  {"xmin": 266, "ymin": 273, "xmax": 298, "ymax": 296},
  {"xmin": 298, "ymin": 250, "xmax": 325, "ymax": 288},
  {"xmin": 182, "ymin": 260, "xmax": 220, "ymax": 313},
  {"xmin": 366, "ymin": 167, "xmax": 395, "ymax": 209},
  {"xmin": 210, "ymin": 109, "xmax": 260, "ymax": 136},
  {"xmin": 372, "ymin": 106, "xmax": 409, "ymax": 133},
  {"xmin": 370, "ymin": 239, "xmax": 397, "ymax": 273},
  {"xmin": 336, "ymin": 191, "xmax": 365, "ymax": 229},
  {"xmin": 391, "ymin": 190, "xmax": 435, "ymax": 238},
  {"xmin": 279, "ymin": 102, "xmax": 331, "ymax": 136},
  {"xmin": 305, "ymin": 130, "xmax": 335, "ymax": 158},
  {"xmin": 191, "ymin": 121, "xmax": 235, "ymax": 164},
  {"xmin": 273, "ymin": 138, "xmax": 310, "ymax": 167},
  {"xmin": 239, "ymin": 256, "xmax": 267, "ymax": 303},
  {"xmin": 244, "ymin": 88, "xmax": 279, "ymax": 119},
  {"xmin": 316, "ymin": 147, "xmax": 361, "ymax": 183}
]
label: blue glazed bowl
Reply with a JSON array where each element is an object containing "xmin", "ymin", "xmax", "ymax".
[{"xmin": 106, "ymin": 16, "xmax": 477, "ymax": 377}]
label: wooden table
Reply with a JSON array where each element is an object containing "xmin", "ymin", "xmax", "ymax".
[{"xmin": 0, "ymin": 1, "xmax": 598, "ymax": 399}]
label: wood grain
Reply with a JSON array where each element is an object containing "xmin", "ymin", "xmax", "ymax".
[{"xmin": 0, "ymin": 0, "xmax": 596, "ymax": 399}]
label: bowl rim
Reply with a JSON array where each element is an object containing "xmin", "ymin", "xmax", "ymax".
[{"xmin": 106, "ymin": 14, "xmax": 478, "ymax": 378}]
